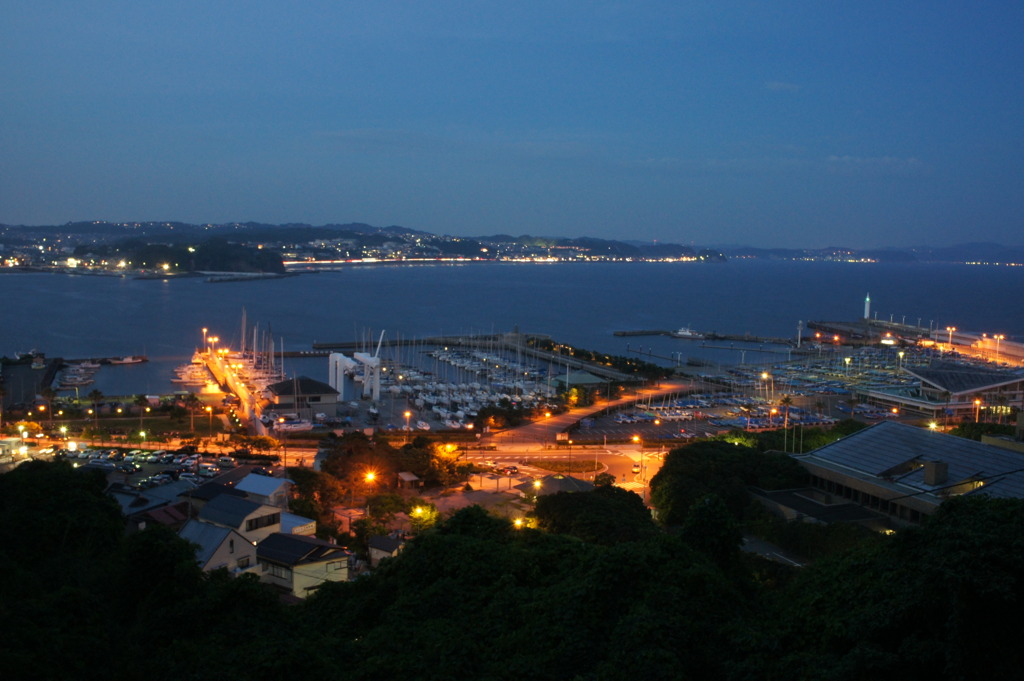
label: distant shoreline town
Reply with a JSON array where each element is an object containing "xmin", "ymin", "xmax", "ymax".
[{"xmin": 2, "ymin": 220, "xmax": 1023, "ymax": 276}]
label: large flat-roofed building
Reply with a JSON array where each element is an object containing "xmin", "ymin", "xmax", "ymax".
[
  {"xmin": 792, "ymin": 420, "xmax": 1024, "ymax": 524},
  {"xmin": 860, "ymin": 360, "xmax": 1024, "ymax": 421}
]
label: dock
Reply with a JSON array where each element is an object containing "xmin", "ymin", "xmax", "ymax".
[{"xmin": 614, "ymin": 329, "xmax": 798, "ymax": 345}]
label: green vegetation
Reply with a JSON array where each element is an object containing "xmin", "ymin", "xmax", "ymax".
[{"xmin": 3, "ymin": 459, "xmax": 1023, "ymax": 679}]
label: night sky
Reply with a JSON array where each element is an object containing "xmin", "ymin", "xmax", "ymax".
[{"xmin": 3, "ymin": 2, "xmax": 1021, "ymax": 248}]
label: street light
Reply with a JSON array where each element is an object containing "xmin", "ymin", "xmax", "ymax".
[
  {"xmin": 206, "ymin": 406, "xmax": 213, "ymax": 437},
  {"xmin": 994, "ymin": 334, "xmax": 1005, "ymax": 362},
  {"xmin": 404, "ymin": 410, "xmax": 412, "ymax": 443},
  {"xmin": 897, "ymin": 351, "xmax": 904, "ymax": 373},
  {"xmin": 202, "ymin": 327, "xmax": 208, "ymax": 349},
  {"xmin": 974, "ymin": 399, "xmax": 981, "ymax": 423},
  {"xmin": 844, "ymin": 356, "xmax": 852, "ymax": 375},
  {"xmin": 946, "ymin": 326, "xmax": 957, "ymax": 350}
]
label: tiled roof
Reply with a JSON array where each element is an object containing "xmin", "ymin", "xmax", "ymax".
[
  {"xmin": 179, "ymin": 519, "xmax": 233, "ymax": 567},
  {"xmin": 199, "ymin": 494, "xmax": 261, "ymax": 528},
  {"xmin": 257, "ymin": 532, "xmax": 349, "ymax": 566}
]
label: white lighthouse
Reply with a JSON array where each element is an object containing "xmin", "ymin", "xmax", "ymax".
[{"xmin": 864, "ymin": 293, "xmax": 871, "ymax": 320}]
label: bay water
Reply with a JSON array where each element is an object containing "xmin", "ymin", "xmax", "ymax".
[{"xmin": 3, "ymin": 261, "xmax": 1021, "ymax": 397}]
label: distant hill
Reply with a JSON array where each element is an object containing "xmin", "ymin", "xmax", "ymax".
[{"xmin": 1, "ymin": 221, "xmax": 1021, "ymax": 265}]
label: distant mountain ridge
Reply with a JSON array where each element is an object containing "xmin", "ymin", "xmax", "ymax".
[{"xmin": 1, "ymin": 221, "xmax": 1021, "ymax": 264}]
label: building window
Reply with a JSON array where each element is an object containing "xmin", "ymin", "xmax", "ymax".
[
  {"xmin": 229, "ymin": 539, "xmax": 235, "ymax": 554},
  {"xmin": 262, "ymin": 561, "xmax": 291, "ymax": 580},
  {"xmin": 237, "ymin": 556, "xmax": 250, "ymax": 569},
  {"xmin": 246, "ymin": 513, "xmax": 281, "ymax": 532}
]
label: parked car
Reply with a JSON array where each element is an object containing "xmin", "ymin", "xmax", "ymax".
[
  {"xmin": 117, "ymin": 462, "xmax": 143, "ymax": 474},
  {"xmin": 500, "ymin": 465, "xmax": 519, "ymax": 475},
  {"xmin": 197, "ymin": 464, "xmax": 220, "ymax": 478},
  {"xmin": 217, "ymin": 456, "xmax": 237, "ymax": 469},
  {"xmin": 251, "ymin": 466, "xmax": 275, "ymax": 477},
  {"xmin": 179, "ymin": 473, "xmax": 202, "ymax": 485},
  {"xmin": 86, "ymin": 460, "xmax": 117, "ymax": 470}
]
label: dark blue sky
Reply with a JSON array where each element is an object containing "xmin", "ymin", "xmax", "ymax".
[{"xmin": 3, "ymin": 2, "xmax": 1021, "ymax": 248}]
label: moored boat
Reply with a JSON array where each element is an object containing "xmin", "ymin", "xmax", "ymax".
[
  {"xmin": 110, "ymin": 355, "xmax": 148, "ymax": 364},
  {"xmin": 671, "ymin": 326, "xmax": 705, "ymax": 340}
]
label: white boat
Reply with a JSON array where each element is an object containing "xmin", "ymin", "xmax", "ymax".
[
  {"xmin": 110, "ymin": 355, "xmax": 148, "ymax": 364},
  {"xmin": 671, "ymin": 326, "xmax": 705, "ymax": 340},
  {"xmin": 274, "ymin": 419, "xmax": 314, "ymax": 432},
  {"xmin": 416, "ymin": 420, "xmax": 431, "ymax": 431}
]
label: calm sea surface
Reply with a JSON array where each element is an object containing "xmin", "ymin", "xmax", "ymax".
[{"xmin": 3, "ymin": 261, "xmax": 1022, "ymax": 396}]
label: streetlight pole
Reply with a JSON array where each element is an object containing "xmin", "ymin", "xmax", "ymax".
[
  {"xmin": 994, "ymin": 334, "xmax": 1005, "ymax": 363},
  {"xmin": 404, "ymin": 410, "xmax": 411, "ymax": 443},
  {"xmin": 946, "ymin": 326, "xmax": 957, "ymax": 350},
  {"xmin": 974, "ymin": 399, "xmax": 981, "ymax": 423}
]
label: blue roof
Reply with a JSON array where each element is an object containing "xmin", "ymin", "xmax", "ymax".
[
  {"xmin": 236, "ymin": 473, "xmax": 291, "ymax": 498},
  {"xmin": 198, "ymin": 494, "xmax": 261, "ymax": 528},
  {"xmin": 179, "ymin": 519, "xmax": 233, "ymax": 567}
]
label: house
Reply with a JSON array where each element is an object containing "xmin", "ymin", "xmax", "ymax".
[
  {"xmin": 178, "ymin": 481, "xmax": 247, "ymax": 514},
  {"xmin": 179, "ymin": 519, "xmax": 256, "ymax": 573},
  {"xmin": 235, "ymin": 472, "xmax": 293, "ymax": 509},
  {"xmin": 263, "ymin": 376, "xmax": 339, "ymax": 421},
  {"xmin": 367, "ymin": 534, "xmax": 406, "ymax": 567},
  {"xmin": 107, "ymin": 480, "xmax": 197, "ymax": 531},
  {"xmin": 198, "ymin": 494, "xmax": 282, "ymax": 544},
  {"xmin": 281, "ymin": 512, "xmax": 316, "ymax": 536},
  {"xmin": 257, "ymin": 532, "xmax": 351, "ymax": 598},
  {"xmin": 790, "ymin": 420, "xmax": 1024, "ymax": 525}
]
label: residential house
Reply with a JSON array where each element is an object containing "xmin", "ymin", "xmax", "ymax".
[
  {"xmin": 367, "ymin": 534, "xmax": 406, "ymax": 567},
  {"xmin": 257, "ymin": 532, "xmax": 351, "ymax": 598},
  {"xmin": 198, "ymin": 494, "xmax": 282, "ymax": 544},
  {"xmin": 235, "ymin": 472, "xmax": 293, "ymax": 509},
  {"xmin": 179, "ymin": 519, "xmax": 256, "ymax": 573}
]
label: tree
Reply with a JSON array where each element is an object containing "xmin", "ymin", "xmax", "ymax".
[
  {"xmin": 534, "ymin": 486, "xmax": 656, "ymax": 544},
  {"xmin": 134, "ymin": 393, "xmax": 150, "ymax": 430},
  {"xmin": 183, "ymin": 392, "xmax": 201, "ymax": 433},
  {"xmin": 86, "ymin": 388, "xmax": 103, "ymax": 426},
  {"xmin": 39, "ymin": 386, "xmax": 57, "ymax": 423},
  {"xmin": 679, "ymin": 494, "xmax": 742, "ymax": 569},
  {"xmin": 779, "ymin": 394, "xmax": 793, "ymax": 451}
]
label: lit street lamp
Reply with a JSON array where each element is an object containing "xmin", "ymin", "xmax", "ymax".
[
  {"xmin": 974, "ymin": 399, "xmax": 981, "ymax": 423},
  {"xmin": 946, "ymin": 326, "xmax": 957, "ymax": 350},
  {"xmin": 994, "ymin": 334, "xmax": 1005, "ymax": 362},
  {"xmin": 404, "ymin": 410, "xmax": 412, "ymax": 443}
]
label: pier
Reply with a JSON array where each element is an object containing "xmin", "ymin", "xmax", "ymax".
[{"xmin": 613, "ymin": 329, "xmax": 798, "ymax": 345}]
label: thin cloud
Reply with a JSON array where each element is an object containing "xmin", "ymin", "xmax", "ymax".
[
  {"xmin": 765, "ymin": 81, "xmax": 801, "ymax": 92},
  {"xmin": 826, "ymin": 155, "xmax": 926, "ymax": 174}
]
